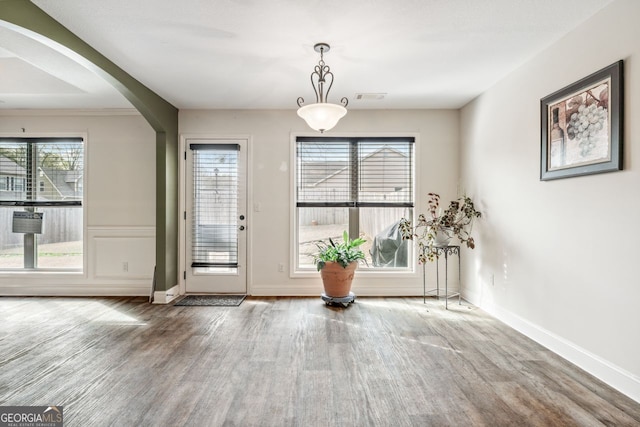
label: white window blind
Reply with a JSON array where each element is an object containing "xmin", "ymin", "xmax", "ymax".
[
  {"xmin": 296, "ymin": 137, "xmax": 414, "ymax": 207},
  {"xmin": 296, "ymin": 140, "xmax": 351, "ymax": 205},
  {"xmin": 357, "ymin": 141, "xmax": 413, "ymax": 206},
  {"xmin": 191, "ymin": 144, "xmax": 239, "ymax": 268}
]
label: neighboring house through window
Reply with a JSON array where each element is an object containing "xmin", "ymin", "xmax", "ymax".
[
  {"xmin": 294, "ymin": 136, "xmax": 415, "ymax": 271},
  {"xmin": 0, "ymin": 138, "xmax": 84, "ymax": 270}
]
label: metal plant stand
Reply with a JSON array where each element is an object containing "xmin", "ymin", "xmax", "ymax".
[
  {"xmin": 321, "ymin": 292, "xmax": 356, "ymax": 308},
  {"xmin": 422, "ymin": 245, "xmax": 461, "ymax": 309}
]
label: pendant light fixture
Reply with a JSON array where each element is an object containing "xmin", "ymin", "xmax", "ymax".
[{"xmin": 296, "ymin": 43, "xmax": 348, "ymax": 133}]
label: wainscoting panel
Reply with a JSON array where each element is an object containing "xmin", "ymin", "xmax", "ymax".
[
  {"xmin": 89, "ymin": 227, "xmax": 155, "ymax": 280},
  {"xmin": 0, "ymin": 227, "xmax": 155, "ymax": 296}
]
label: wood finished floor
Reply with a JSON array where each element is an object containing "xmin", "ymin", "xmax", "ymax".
[{"xmin": 0, "ymin": 296, "xmax": 639, "ymax": 427}]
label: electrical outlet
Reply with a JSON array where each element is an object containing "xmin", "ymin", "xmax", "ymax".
[
  {"xmin": 123, "ymin": 261, "xmax": 129, "ymax": 272},
  {"xmin": 278, "ymin": 263, "xmax": 284, "ymax": 272}
]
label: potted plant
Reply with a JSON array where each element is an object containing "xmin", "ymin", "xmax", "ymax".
[
  {"xmin": 314, "ymin": 231, "xmax": 366, "ymax": 298},
  {"xmin": 399, "ymin": 193, "xmax": 481, "ymax": 262}
]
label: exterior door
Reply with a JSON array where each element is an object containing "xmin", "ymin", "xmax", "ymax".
[{"xmin": 185, "ymin": 139, "xmax": 247, "ymax": 293}]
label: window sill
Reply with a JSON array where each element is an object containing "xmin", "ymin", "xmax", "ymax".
[
  {"xmin": 292, "ymin": 267, "xmax": 418, "ymax": 279},
  {"xmin": 0, "ymin": 269, "xmax": 83, "ymax": 278}
]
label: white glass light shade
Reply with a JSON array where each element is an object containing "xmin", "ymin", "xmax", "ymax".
[{"xmin": 297, "ymin": 103, "xmax": 347, "ymax": 133}]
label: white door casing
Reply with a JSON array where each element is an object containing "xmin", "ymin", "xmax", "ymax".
[{"xmin": 184, "ymin": 138, "xmax": 247, "ymax": 293}]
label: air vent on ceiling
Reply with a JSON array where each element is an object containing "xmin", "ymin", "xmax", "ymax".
[{"xmin": 355, "ymin": 93, "xmax": 386, "ymax": 100}]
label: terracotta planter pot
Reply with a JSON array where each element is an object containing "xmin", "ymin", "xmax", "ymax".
[{"xmin": 320, "ymin": 261, "xmax": 357, "ymax": 297}]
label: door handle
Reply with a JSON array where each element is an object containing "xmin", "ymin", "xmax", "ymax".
[{"xmin": 239, "ymin": 225, "xmax": 245, "ymax": 231}]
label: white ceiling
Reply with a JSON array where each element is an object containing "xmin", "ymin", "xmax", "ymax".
[{"xmin": 0, "ymin": 0, "xmax": 612, "ymax": 110}]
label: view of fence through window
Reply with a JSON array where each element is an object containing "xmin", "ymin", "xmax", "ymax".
[
  {"xmin": 295, "ymin": 137, "xmax": 414, "ymax": 270},
  {"xmin": 0, "ymin": 138, "xmax": 83, "ymax": 270}
]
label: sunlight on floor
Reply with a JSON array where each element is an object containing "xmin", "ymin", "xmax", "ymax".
[
  {"xmin": 89, "ymin": 302, "xmax": 146, "ymax": 325},
  {"xmin": 30, "ymin": 298, "xmax": 146, "ymax": 326},
  {"xmin": 309, "ymin": 301, "xmax": 464, "ymax": 354}
]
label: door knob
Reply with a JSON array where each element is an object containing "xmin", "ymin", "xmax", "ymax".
[{"xmin": 239, "ymin": 225, "xmax": 245, "ymax": 231}]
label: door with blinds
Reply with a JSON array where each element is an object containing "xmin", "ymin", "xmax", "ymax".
[{"xmin": 185, "ymin": 139, "xmax": 247, "ymax": 293}]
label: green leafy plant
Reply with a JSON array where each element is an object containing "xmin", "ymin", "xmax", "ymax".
[
  {"xmin": 399, "ymin": 193, "xmax": 481, "ymax": 262},
  {"xmin": 314, "ymin": 231, "xmax": 366, "ymax": 271}
]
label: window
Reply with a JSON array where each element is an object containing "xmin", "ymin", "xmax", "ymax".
[
  {"xmin": 190, "ymin": 143, "xmax": 240, "ymax": 273},
  {"xmin": 0, "ymin": 138, "xmax": 84, "ymax": 270},
  {"xmin": 295, "ymin": 136, "xmax": 414, "ymax": 271}
]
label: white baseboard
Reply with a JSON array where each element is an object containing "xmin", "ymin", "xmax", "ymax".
[
  {"xmin": 249, "ymin": 282, "xmax": 423, "ymax": 297},
  {"xmin": 152, "ymin": 284, "xmax": 181, "ymax": 304},
  {"xmin": 0, "ymin": 284, "xmax": 148, "ymax": 296},
  {"xmin": 464, "ymin": 288, "xmax": 640, "ymax": 404}
]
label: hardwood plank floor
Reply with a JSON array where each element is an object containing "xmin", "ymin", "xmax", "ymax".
[{"xmin": 0, "ymin": 296, "xmax": 638, "ymax": 426}]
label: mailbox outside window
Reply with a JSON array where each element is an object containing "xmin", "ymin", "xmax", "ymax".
[{"xmin": 12, "ymin": 211, "xmax": 44, "ymax": 234}]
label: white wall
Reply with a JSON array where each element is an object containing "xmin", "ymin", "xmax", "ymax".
[
  {"xmin": 179, "ymin": 109, "xmax": 460, "ymax": 296},
  {"xmin": 0, "ymin": 110, "xmax": 157, "ymax": 295},
  {"xmin": 460, "ymin": 0, "xmax": 640, "ymax": 401},
  {"xmin": 0, "ymin": 108, "xmax": 460, "ymax": 298}
]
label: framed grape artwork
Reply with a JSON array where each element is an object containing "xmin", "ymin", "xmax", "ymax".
[{"xmin": 540, "ymin": 60, "xmax": 623, "ymax": 181}]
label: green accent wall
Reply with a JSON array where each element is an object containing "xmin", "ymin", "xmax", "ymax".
[{"xmin": 0, "ymin": 0, "xmax": 179, "ymax": 293}]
